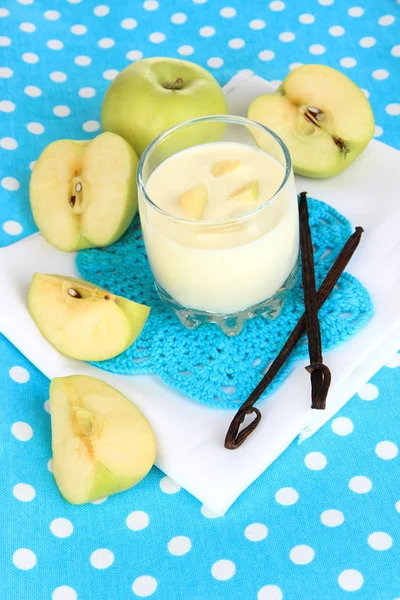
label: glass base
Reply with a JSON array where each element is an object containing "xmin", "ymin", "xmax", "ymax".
[{"xmin": 155, "ymin": 261, "xmax": 299, "ymax": 337}]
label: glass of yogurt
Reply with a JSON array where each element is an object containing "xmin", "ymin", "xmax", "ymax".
[{"xmin": 137, "ymin": 115, "xmax": 299, "ymax": 336}]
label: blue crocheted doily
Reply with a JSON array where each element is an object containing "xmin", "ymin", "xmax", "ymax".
[{"xmin": 76, "ymin": 198, "xmax": 373, "ymax": 409}]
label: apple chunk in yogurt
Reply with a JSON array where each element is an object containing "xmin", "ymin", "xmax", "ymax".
[{"xmin": 139, "ymin": 142, "xmax": 299, "ymax": 315}]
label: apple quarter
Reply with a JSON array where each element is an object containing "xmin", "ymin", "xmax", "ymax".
[{"xmin": 138, "ymin": 115, "xmax": 299, "ymax": 336}]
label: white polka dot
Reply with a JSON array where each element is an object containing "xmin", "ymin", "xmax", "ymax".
[
  {"xmin": 299, "ymin": 14, "xmax": 315, "ymax": 24},
  {"xmin": 94, "ymin": 5, "xmax": 109, "ymax": 16},
  {"xmin": 290, "ymin": 545, "xmax": 315, "ymax": 565},
  {"xmin": 168, "ymin": 535, "xmax": 191, "ymax": 556},
  {"xmin": 13, "ymin": 483, "xmax": 36, "ymax": 502},
  {"xmin": 349, "ymin": 475, "xmax": 372, "ymax": 493},
  {"xmin": 331, "ymin": 417, "xmax": 354, "ymax": 436},
  {"xmin": 71, "ymin": 24, "xmax": 87, "ymax": 35},
  {"xmin": 29, "ymin": 161, "xmax": 36, "ymax": 170},
  {"xmin": 20, "ymin": 22, "xmax": 36, "ymax": 33},
  {"xmin": 103, "ymin": 69, "xmax": 119, "ymax": 80},
  {"xmin": 358, "ymin": 382, "xmax": 379, "ymax": 400},
  {"xmin": 320, "ymin": 509, "xmax": 344, "ymax": 527},
  {"xmin": 53, "ymin": 105, "xmax": 70, "ymax": 118},
  {"xmin": 27, "ymin": 122, "xmax": 45, "ymax": 135},
  {"xmin": 132, "ymin": 576, "xmax": 158, "ymax": 597},
  {"xmin": 44, "ymin": 10, "xmax": 60, "ymax": 20},
  {"xmin": 24, "ymin": 85, "xmax": 42, "ymax": 97},
  {"xmin": 193, "ymin": 0, "xmax": 207, "ymax": 3},
  {"xmin": 44, "ymin": 399, "xmax": 51, "ymax": 413},
  {"xmin": 2, "ymin": 177, "xmax": 20, "ymax": 191},
  {"xmin": 50, "ymin": 518, "xmax": 74, "ymax": 538},
  {"xmin": 259, "ymin": 50, "xmax": 275, "ymax": 61},
  {"xmin": 229, "ymin": 38, "xmax": 245, "ymax": 49},
  {"xmin": 178, "ymin": 45, "xmax": 194, "ymax": 56},
  {"xmin": 0, "ymin": 36, "xmax": 11, "ymax": 46},
  {"xmin": 1, "ymin": 137, "xmax": 18, "ymax": 150},
  {"xmin": 121, "ymin": 18, "xmax": 137, "ymax": 29},
  {"xmin": 244, "ymin": 523, "xmax": 268, "ymax": 541},
  {"xmin": 279, "ymin": 31, "xmax": 295, "ymax": 42},
  {"xmin": 0, "ymin": 100, "xmax": 15, "ymax": 112},
  {"xmin": 3, "ymin": 220, "xmax": 23, "ymax": 234},
  {"xmin": 275, "ymin": 487, "xmax": 299, "ymax": 505},
  {"xmin": 52, "ymin": 586, "xmax": 77, "ymax": 600},
  {"xmin": 378, "ymin": 15, "xmax": 395, "ymax": 26},
  {"xmin": 160, "ymin": 476, "xmax": 181, "ymax": 494},
  {"xmin": 149, "ymin": 32, "xmax": 165, "ymax": 43},
  {"xmin": 250, "ymin": 19, "xmax": 266, "ymax": 29},
  {"xmin": 127, "ymin": 50, "xmax": 143, "ymax": 61},
  {"xmin": 48, "ymin": 459, "xmax": 54, "ymax": 473},
  {"xmin": 305, "ymin": 451, "xmax": 327, "ymax": 470},
  {"xmin": 83, "ymin": 120, "xmax": 100, "ymax": 133},
  {"xmin": 368, "ymin": 531, "xmax": 393, "ymax": 551},
  {"xmin": 391, "ymin": 45, "xmax": 400, "ymax": 57},
  {"xmin": 220, "ymin": 7, "xmax": 236, "ymax": 18},
  {"xmin": 9, "ymin": 366, "xmax": 30, "ymax": 383},
  {"xmin": 11, "ymin": 422, "xmax": 33, "ymax": 441},
  {"xmin": 75, "ymin": 55, "xmax": 92, "ymax": 66},
  {"xmin": 386, "ymin": 352, "xmax": 400, "ymax": 367},
  {"xmin": 98, "ymin": 37, "xmax": 115, "ymax": 48},
  {"xmin": 361, "ymin": 88, "xmax": 370, "ymax": 98},
  {"xmin": 91, "ymin": 496, "xmax": 108, "ymax": 504},
  {"xmin": 68, "ymin": 0, "xmax": 82, "ymax": 3},
  {"xmin": 309, "ymin": 44, "xmax": 326, "ymax": 55},
  {"xmin": 78, "ymin": 87, "xmax": 96, "ymax": 99},
  {"xmin": 257, "ymin": 586, "xmax": 283, "ymax": 600},
  {"xmin": 386, "ymin": 103, "xmax": 400, "ymax": 115},
  {"xmin": 22, "ymin": 52, "xmax": 39, "ymax": 63},
  {"xmin": 376, "ymin": 441, "xmax": 398, "ymax": 460},
  {"xmin": 207, "ymin": 57, "xmax": 223, "ymax": 68},
  {"xmin": 269, "ymin": 1, "xmax": 285, "ymax": 10},
  {"xmin": 126, "ymin": 511, "xmax": 149, "ymax": 531},
  {"xmin": 201, "ymin": 504, "xmax": 220, "ymax": 518},
  {"xmin": 47, "ymin": 39, "xmax": 63, "ymax": 50},
  {"xmin": 396, "ymin": 500, "xmax": 400, "ymax": 513},
  {"xmin": 50, "ymin": 71, "xmax": 67, "ymax": 82},
  {"xmin": 374, "ymin": 125, "xmax": 383, "ymax": 137},
  {"xmin": 359, "ymin": 36, "xmax": 376, "ymax": 48},
  {"xmin": 348, "ymin": 6, "xmax": 364, "ymax": 17},
  {"xmin": 143, "ymin": 0, "xmax": 158, "ymax": 9},
  {"xmin": 13, "ymin": 549, "xmax": 37, "ymax": 570},
  {"xmin": 90, "ymin": 549, "xmax": 114, "ymax": 569},
  {"xmin": 211, "ymin": 559, "xmax": 236, "ymax": 580},
  {"xmin": 0, "ymin": 67, "xmax": 13, "ymax": 78},
  {"xmin": 329, "ymin": 25, "xmax": 345, "ymax": 36},
  {"xmin": 373, "ymin": 69, "xmax": 389, "ymax": 80},
  {"xmin": 289, "ymin": 62, "xmax": 303, "ymax": 70},
  {"xmin": 338, "ymin": 569, "xmax": 364, "ymax": 591},
  {"xmin": 318, "ymin": 0, "xmax": 333, "ymax": 4},
  {"xmin": 200, "ymin": 26, "xmax": 215, "ymax": 37},
  {"xmin": 0, "ymin": 8, "xmax": 10, "ymax": 16}
]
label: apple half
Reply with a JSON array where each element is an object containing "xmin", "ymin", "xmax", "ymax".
[
  {"xmin": 28, "ymin": 273, "xmax": 150, "ymax": 361},
  {"xmin": 248, "ymin": 64, "xmax": 375, "ymax": 178},
  {"xmin": 30, "ymin": 132, "xmax": 138, "ymax": 251},
  {"xmin": 50, "ymin": 375, "xmax": 156, "ymax": 504}
]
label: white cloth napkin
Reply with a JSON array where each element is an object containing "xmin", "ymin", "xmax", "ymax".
[{"xmin": 1, "ymin": 74, "xmax": 399, "ymax": 516}]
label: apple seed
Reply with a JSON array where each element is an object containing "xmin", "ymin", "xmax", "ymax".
[
  {"xmin": 69, "ymin": 195, "xmax": 76, "ymax": 207},
  {"xmin": 332, "ymin": 135, "xmax": 349, "ymax": 156},
  {"xmin": 75, "ymin": 182, "xmax": 82, "ymax": 193},
  {"xmin": 68, "ymin": 287, "xmax": 82, "ymax": 299}
]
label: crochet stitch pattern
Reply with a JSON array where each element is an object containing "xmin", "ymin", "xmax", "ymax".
[{"xmin": 76, "ymin": 199, "xmax": 373, "ymax": 409}]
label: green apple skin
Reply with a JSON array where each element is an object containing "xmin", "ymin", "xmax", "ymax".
[
  {"xmin": 50, "ymin": 375, "xmax": 156, "ymax": 504},
  {"xmin": 101, "ymin": 57, "xmax": 228, "ymax": 156}
]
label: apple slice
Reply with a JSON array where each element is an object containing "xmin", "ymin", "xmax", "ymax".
[
  {"xmin": 179, "ymin": 184, "xmax": 208, "ymax": 220},
  {"xmin": 211, "ymin": 159, "xmax": 240, "ymax": 177},
  {"xmin": 50, "ymin": 375, "xmax": 156, "ymax": 504},
  {"xmin": 29, "ymin": 132, "xmax": 139, "ymax": 251},
  {"xmin": 229, "ymin": 180, "xmax": 259, "ymax": 201},
  {"xmin": 248, "ymin": 64, "xmax": 375, "ymax": 178},
  {"xmin": 28, "ymin": 273, "xmax": 150, "ymax": 361}
]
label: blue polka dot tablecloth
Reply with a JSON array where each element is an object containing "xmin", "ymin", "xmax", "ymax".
[{"xmin": 1, "ymin": 1, "xmax": 400, "ymax": 599}]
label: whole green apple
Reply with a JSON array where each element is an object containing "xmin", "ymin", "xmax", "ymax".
[{"xmin": 101, "ymin": 57, "xmax": 228, "ymax": 156}]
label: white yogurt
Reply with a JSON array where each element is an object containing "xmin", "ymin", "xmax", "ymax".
[{"xmin": 139, "ymin": 142, "xmax": 299, "ymax": 314}]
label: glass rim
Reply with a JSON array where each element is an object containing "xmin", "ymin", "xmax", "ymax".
[{"xmin": 137, "ymin": 114, "xmax": 292, "ymax": 225}]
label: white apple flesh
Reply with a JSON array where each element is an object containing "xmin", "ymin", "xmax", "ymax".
[
  {"xmin": 30, "ymin": 132, "xmax": 138, "ymax": 251},
  {"xmin": 28, "ymin": 273, "xmax": 150, "ymax": 361},
  {"xmin": 50, "ymin": 375, "xmax": 156, "ymax": 504},
  {"xmin": 248, "ymin": 64, "xmax": 375, "ymax": 178}
]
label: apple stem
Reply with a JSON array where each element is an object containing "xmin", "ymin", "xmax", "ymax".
[{"xmin": 164, "ymin": 77, "xmax": 184, "ymax": 90}]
